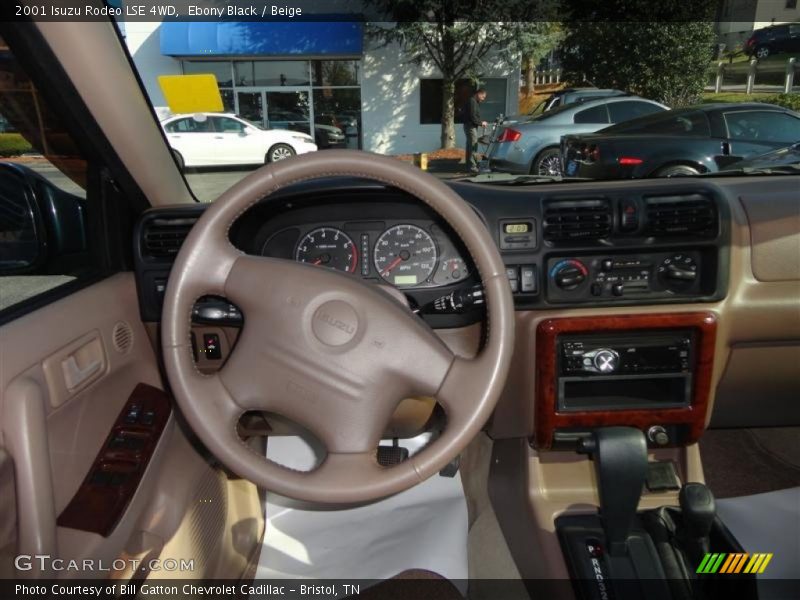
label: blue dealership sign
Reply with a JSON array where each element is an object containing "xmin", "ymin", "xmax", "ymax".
[{"xmin": 160, "ymin": 21, "xmax": 363, "ymax": 57}]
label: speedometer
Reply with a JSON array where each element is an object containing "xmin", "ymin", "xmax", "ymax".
[
  {"xmin": 374, "ymin": 224, "xmax": 437, "ymax": 287},
  {"xmin": 295, "ymin": 227, "xmax": 357, "ymax": 273}
]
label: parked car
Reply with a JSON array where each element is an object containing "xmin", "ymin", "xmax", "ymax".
[
  {"xmin": 268, "ymin": 110, "xmax": 346, "ymax": 149},
  {"xmin": 312, "ymin": 113, "xmax": 348, "ymax": 147},
  {"xmin": 501, "ymin": 88, "xmax": 629, "ymax": 126},
  {"xmin": 161, "ymin": 112, "xmax": 317, "ymax": 169},
  {"xmin": 561, "ymin": 103, "xmax": 800, "ymax": 180},
  {"xmin": 744, "ymin": 22, "xmax": 800, "ymax": 59},
  {"xmin": 488, "ymin": 96, "xmax": 668, "ymax": 176}
]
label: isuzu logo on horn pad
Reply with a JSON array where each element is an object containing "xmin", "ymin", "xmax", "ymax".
[{"xmin": 312, "ymin": 300, "xmax": 359, "ymax": 346}]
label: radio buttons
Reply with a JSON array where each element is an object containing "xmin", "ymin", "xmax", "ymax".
[{"xmin": 592, "ymin": 348, "xmax": 619, "ymax": 373}]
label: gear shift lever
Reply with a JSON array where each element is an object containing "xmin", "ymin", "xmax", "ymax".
[
  {"xmin": 679, "ymin": 482, "xmax": 717, "ymax": 564},
  {"xmin": 579, "ymin": 427, "xmax": 648, "ymax": 556}
]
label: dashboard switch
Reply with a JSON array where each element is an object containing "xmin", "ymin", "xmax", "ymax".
[
  {"xmin": 520, "ymin": 265, "xmax": 538, "ymax": 293},
  {"xmin": 612, "ymin": 283, "xmax": 625, "ymax": 297},
  {"xmin": 619, "ymin": 199, "xmax": 639, "ymax": 232}
]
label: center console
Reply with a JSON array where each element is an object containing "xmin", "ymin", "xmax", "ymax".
[
  {"xmin": 535, "ymin": 312, "xmax": 716, "ymax": 450},
  {"xmin": 529, "ymin": 312, "xmax": 758, "ymax": 599}
]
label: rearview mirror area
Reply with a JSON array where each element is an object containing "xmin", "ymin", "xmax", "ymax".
[{"xmin": 0, "ymin": 162, "xmax": 87, "ymax": 276}]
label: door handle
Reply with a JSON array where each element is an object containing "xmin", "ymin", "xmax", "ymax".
[{"xmin": 61, "ymin": 355, "xmax": 101, "ymax": 390}]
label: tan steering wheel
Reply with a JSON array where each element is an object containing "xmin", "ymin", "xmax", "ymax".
[{"xmin": 162, "ymin": 150, "xmax": 515, "ymax": 503}]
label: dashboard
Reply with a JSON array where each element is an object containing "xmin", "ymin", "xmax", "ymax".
[
  {"xmin": 133, "ymin": 177, "xmax": 730, "ymax": 329},
  {"xmin": 131, "ymin": 174, "xmax": 800, "ymax": 438}
]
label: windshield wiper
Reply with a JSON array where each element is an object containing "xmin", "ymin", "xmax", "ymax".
[{"xmin": 458, "ymin": 173, "xmax": 593, "ymax": 185}]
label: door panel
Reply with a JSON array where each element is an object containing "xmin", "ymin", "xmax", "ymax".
[{"xmin": 0, "ymin": 274, "xmax": 162, "ymax": 576}]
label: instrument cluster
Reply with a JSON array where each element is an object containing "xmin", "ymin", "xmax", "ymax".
[{"xmin": 262, "ymin": 219, "xmax": 471, "ymax": 289}]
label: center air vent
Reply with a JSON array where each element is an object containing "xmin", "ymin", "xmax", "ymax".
[
  {"xmin": 142, "ymin": 216, "xmax": 197, "ymax": 258},
  {"xmin": 644, "ymin": 194, "xmax": 717, "ymax": 237},
  {"xmin": 543, "ymin": 198, "xmax": 611, "ymax": 241}
]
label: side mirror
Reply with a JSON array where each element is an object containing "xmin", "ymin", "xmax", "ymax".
[
  {"xmin": 0, "ymin": 162, "xmax": 86, "ymax": 275},
  {"xmin": 0, "ymin": 163, "xmax": 46, "ymax": 274}
]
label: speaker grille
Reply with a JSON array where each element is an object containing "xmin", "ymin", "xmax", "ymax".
[{"xmin": 112, "ymin": 321, "xmax": 133, "ymax": 354}]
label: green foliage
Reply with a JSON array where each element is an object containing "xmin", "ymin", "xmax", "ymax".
[
  {"xmin": 766, "ymin": 93, "xmax": 800, "ymax": 111},
  {"xmin": 560, "ymin": 21, "xmax": 717, "ymax": 108},
  {"xmin": 0, "ymin": 133, "xmax": 33, "ymax": 157},
  {"xmin": 702, "ymin": 92, "xmax": 800, "ymax": 110}
]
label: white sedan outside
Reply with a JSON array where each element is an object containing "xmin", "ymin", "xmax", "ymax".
[{"xmin": 161, "ymin": 112, "xmax": 317, "ymax": 169}]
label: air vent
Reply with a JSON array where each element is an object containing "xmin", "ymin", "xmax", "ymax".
[
  {"xmin": 112, "ymin": 321, "xmax": 133, "ymax": 354},
  {"xmin": 543, "ymin": 198, "xmax": 611, "ymax": 241},
  {"xmin": 644, "ymin": 194, "xmax": 717, "ymax": 237},
  {"xmin": 142, "ymin": 217, "xmax": 196, "ymax": 258}
]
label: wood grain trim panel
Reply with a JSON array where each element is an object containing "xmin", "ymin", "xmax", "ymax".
[
  {"xmin": 57, "ymin": 383, "xmax": 171, "ymax": 536},
  {"xmin": 534, "ymin": 312, "xmax": 717, "ymax": 450}
]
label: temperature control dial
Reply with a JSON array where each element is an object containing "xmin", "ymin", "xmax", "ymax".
[
  {"xmin": 551, "ymin": 259, "xmax": 589, "ymax": 290},
  {"xmin": 658, "ymin": 254, "xmax": 698, "ymax": 291}
]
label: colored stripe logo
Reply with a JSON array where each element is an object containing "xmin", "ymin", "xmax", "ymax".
[{"xmin": 697, "ymin": 553, "xmax": 773, "ymax": 574}]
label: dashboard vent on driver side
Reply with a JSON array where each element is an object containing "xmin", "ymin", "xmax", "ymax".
[
  {"xmin": 644, "ymin": 194, "xmax": 717, "ymax": 237},
  {"xmin": 141, "ymin": 217, "xmax": 197, "ymax": 259},
  {"xmin": 543, "ymin": 198, "xmax": 611, "ymax": 241}
]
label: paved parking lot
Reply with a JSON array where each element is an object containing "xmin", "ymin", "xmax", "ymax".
[{"xmin": 21, "ymin": 158, "xmax": 467, "ymax": 204}]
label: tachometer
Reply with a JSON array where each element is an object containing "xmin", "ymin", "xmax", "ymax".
[
  {"xmin": 295, "ymin": 227, "xmax": 357, "ymax": 273},
  {"xmin": 374, "ymin": 224, "xmax": 437, "ymax": 287}
]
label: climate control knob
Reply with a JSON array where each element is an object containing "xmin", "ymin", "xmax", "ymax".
[
  {"xmin": 552, "ymin": 259, "xmax": 588, "ymax": 290},
  {"xmin": 592, "ymin": 348, "xmax": 619, "ymax": 373}
]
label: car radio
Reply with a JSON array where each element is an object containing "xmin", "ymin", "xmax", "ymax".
[
  {"xmin": 560, "ymin": 332, "xmax": 692, "ymax": 376},
  {"xmin": 556, "ymin": 330, "xmax": 694, "ymax": 412}
]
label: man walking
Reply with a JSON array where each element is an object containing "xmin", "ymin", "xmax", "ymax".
[{"xmin": 463, "ymin": 88, "xmax": 488, "ymax": 174}]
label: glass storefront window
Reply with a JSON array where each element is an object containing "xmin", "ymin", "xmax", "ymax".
[
  {"xmin": 420, "ymin": 77, "xmax": 507, "ymax": 124},
  {"xmin": 182, "ymin": 61, "xmax": 233, "ymax": 87},
  {"xmin": 220, "ymin": 89, "xmax": 234, "ymax": 112},
  {"xmin": 312, "ymin": 60, "xmax": 360, "ymax": 86},
  {"xmin": 234, "ymin": 61, "xmax": 255, "ymax": 86},
  {"xmin": 254, "ymin": 61, "xmax": 310, "ymax": 86},
  {"xmin": 313, "ymin": 88, "xmax": 361, "ymax": 149},
  {"xmin": 234, "ymin": 61, "xmax": 311, "ymax": 86}
]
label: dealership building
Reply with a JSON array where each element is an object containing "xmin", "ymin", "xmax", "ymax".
[{"xmin": 123, "ymin": 21, "xmax": 520, "ymax": 155}]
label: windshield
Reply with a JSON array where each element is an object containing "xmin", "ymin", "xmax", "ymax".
[{"xmin": 115, "ymin": 11, "xmax": 800, "ymax": 197}]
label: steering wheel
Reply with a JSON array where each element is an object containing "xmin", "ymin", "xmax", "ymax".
[{"xmin": 161, "ymin": 150, "xmax": 515, "ymax": 504}]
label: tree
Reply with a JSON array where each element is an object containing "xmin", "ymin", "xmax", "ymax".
[
  {"xmin": 364, "ymin": 1, "xmax": 559, "ymax": 149},
  {"xmin": 518, "ymin": 22, "xmax": 564, "ymax": 93},
  {"xmin": 559, "ymin": 5, "xmax": 717, "ymax": 107}
]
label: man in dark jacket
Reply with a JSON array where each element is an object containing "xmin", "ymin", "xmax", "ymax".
[{"xmin": 463, "ymin": 88, "xmax": 488, "ymax": 173}]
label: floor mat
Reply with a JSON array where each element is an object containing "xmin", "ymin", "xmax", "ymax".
[
  {"xmin": 255, "ymin": 435, "xmax": 468, "ymax": 591},
  {"xmin": 700, "ymin": 428, "xmax": 800, "ymax": 498}
]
